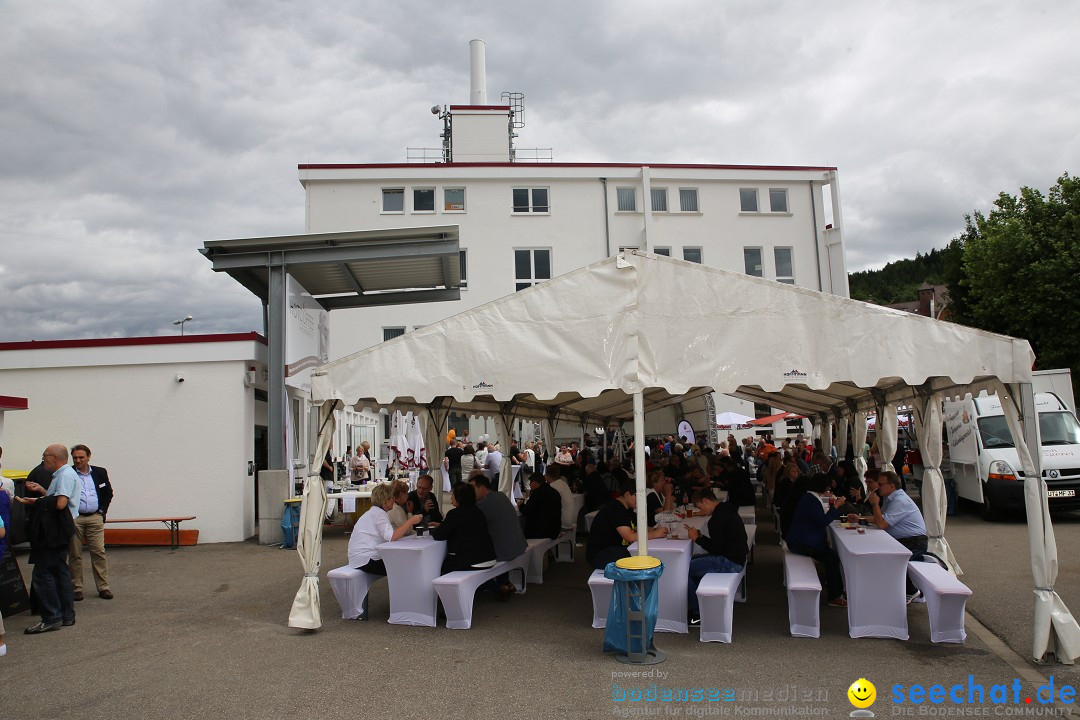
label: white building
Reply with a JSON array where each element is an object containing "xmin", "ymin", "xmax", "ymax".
[{"xmin": 303, "ymin": 41, "xmax": 848, "ymax": 439}]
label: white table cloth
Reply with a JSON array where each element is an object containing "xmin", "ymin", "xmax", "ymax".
[
  {"xmin": 828, "ymin": 523, "xmax": 911, "ymax": 639},
  {"xmin": 377, "ymin": 535, "xmax": 447, "ymax": 627},
  {"xmin": 628, "ymin": 538, "xmax": 693, "ymax": 634}
]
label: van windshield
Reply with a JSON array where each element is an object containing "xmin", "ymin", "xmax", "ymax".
[
  {"xmin": 977, "ymin": 416, "xmax": 1014, "ymax": 449},
  {"xmin": 1040, "ymin": 412, "xmax": 1080, "ymax": 446}
]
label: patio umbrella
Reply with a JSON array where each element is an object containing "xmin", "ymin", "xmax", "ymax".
[
  {"xmin": 288, "ymin": 400, "xmax": 339, "ymax": 630},
  {"xmin": 716, "ymin": 411, "xmax": 753, "ymax": 428},
  {"xmin": 747, "ymin": 411, "xmax": 805, "ymax": 426}
]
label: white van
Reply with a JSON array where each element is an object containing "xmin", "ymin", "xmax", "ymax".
[{"xmin": 945, "ymin": 391, "xmax": 1080, "ymax": 518}]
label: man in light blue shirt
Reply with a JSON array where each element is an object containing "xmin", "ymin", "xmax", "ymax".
[
  {"xmin": 16, "ymin": 444, "xmax": 78, "ymax": 633},
  {"xmin": 868, "ymin": 470, "xmax": 928, "ymax": 553}
]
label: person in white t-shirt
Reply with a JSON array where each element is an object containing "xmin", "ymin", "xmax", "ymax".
[{"xmin": 348, "ymin": 482, "xmax": 421, "ymax": 580}]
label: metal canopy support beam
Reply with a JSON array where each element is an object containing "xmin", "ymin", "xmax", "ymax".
[
  {"xmin": 206, "ymin": 239, "xmax": 459, "ymax": 271},
  {"xmin": 319, "ymin": 288, "xmax": 460, "ymax": 310},
  {"xmin": 268, "ymin": 265, "xmax": 287, "ymax": 471}
]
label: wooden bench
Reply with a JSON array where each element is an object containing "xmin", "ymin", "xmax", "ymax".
[
  {"xmin": 105, "ymin": 516, "xmax": 197, "ymax": 550},
  {"xmin": 907, "ymin": 561, "xmax": 972, "ymax": 644},
  {"xmin": 587, "ymin": 569, "xmax": 615, "ymax": 628},
  {"xmin": 327, "ymin": 565, "xmax": 383, "ymax": 620},
  {"xmin": 696, "ymin": 569, "xmax": 747, "ymax": 643},
  {"xmin": 432, "ymin": 554, "xmax": 528, "ymax": 629},
  {"xmin": 782, "ymin": 547, "xmax": 822, "ymax": 638}
]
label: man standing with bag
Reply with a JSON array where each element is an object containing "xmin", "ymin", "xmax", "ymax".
[
  {"xmin": 68, "ymin": 444, "xmax": 114, "ymax": 601},
  {"xmin": 16, "ymin": 444, "xmax": 79, "ymax": 633}
]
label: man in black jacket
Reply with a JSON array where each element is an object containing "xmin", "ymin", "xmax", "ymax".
[
  {"xmin": 685, "ymin": 488, "xmax": 748, "ymax": 624},
  {"xmin": 518, "ymin": 473, "xmax": 561, "ymax": 539},
  {"xmin": 67, "ymin": 444, "xmax": 114, "ymax": 600}
]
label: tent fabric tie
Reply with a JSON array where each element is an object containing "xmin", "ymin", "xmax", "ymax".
[
  {"xmin": 304, "ymin": 572, "xmax": 320, "ymax": 578},
  {"xmin": 1035, "ymin": 586, "xmax": 1055, "ymax": 593}
]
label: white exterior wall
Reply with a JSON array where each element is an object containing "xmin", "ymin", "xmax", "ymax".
[
  {"xmin": 302, "ymin": 164, "xmax": 845, "ymax": 359},
  {"xmin": 0, "ymin": 338, "xmax": 266, "ymax": 543}
]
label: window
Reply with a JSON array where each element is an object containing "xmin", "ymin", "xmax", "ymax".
[
  {"xmin": 512, "ymin": 187, "xmax": 549, "ymax": 213},
  {"xmin": 774, "ymin": 247, "xmax": 794, "ymax": 284},
  {"xmin": 743, "ymin": 247, "xmax": 763, "ymax": 277},
  {"xmin": 651, "ymin": 188, "xmax": 668, "ymax": 212},
  {"xmin": 413, "ymin": 187, "xmax": 435, "ymax": 213},
  {"xmin": 683, "ymin": 247, "xmax": 703, "ymax": 264},
  {"xmin": 654, "ymin": 247, "xmax": 671, "ymax": 257},
  {"xmin": 383, "ymin": 327, "xmax": 405, "ymax": 342},
  {"xmin": 739, "ymin": 188, "xmax": 758, "ymax": 213},
  {"xmin": 617, "ymin": 187, "xmax": 637, "ymax": 212},
  {"xmin": 679, "ymin": 188, "xmax": 699, "ymax": 212},
  {"xmin": 514, "ymin": 248, "xmax": 551, "ymax": 291},
  {"xmin": 618, "ymin": 246, "xmax": 640, "ymax": 254},
  {"xmin": 382, "ymin": 188, "xmax": 404, "ymax": 213},
  {"xmin": 444, "ymin": 187, "xmax": 466, "ymax": 212},
  {"xmin": 459, "ymin": 249, "xmax": 468, "ymax": 288},
  {"xmin": 769, "ymin": 188, "xmax": 789, "ymax": 213}
]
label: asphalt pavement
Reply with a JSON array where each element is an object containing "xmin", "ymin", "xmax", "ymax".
[{"xmin": 3, "ymin": 500, "xmax": 1080, "ymax": 719}]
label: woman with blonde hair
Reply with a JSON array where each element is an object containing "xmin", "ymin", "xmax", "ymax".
[
  {"xmin": 761, "ymin": 452, "xmax": 784, "ymax": 500},
  {"xmin": 385, "ymin": 479, "xmax": 411, "ymax": 528},
  {"xmin": 348, "ymin": 481, "xmax": 422, "ymax": 580}
]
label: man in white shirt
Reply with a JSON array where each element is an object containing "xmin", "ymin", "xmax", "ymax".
[{"xmin": 547, "ymin": 466, "xmax": 575, "ymax": 530}]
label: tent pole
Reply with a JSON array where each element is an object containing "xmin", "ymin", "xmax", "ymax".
[{"xmin": 634, "ymin": 391, "xmax": 648, "ymax": 556}]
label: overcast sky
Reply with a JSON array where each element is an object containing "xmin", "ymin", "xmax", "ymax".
[{"xmin": 1, "ymin": 1, "xmax": 1077, "ymax": 341}]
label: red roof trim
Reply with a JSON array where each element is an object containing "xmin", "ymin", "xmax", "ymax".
[
  {"xmin": 0, "ymin": 395, "xmax": 29, "ymax": 410},
  {"xmin": 0, "ymin": 332, "xmax": 268, "ymax": 352},
  {"xmin": 448, "ymin": 105, "xmax": 511, "ymax": 111},
  {"xmin": 299, "ymin": 162, "xmax": 838, "ymax": 172}
]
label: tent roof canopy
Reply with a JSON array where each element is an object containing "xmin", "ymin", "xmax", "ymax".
[{"xmin": 312, "ymin": 252, "xmax": 1034, "ymax": 426}]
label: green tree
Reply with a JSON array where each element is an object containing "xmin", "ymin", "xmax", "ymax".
[{"xmin": 949, "ymin": 173, "xmax": 1080, "ymax": 393}]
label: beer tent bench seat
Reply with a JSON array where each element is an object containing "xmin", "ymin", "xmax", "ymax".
[{"xmin": 105, "ymin": 516, "xmax": 197, "ymax": 550}]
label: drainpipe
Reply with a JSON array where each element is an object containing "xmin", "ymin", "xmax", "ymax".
[
  {"xmin": 641, "ymin": 166, "xmax": 652, "ymax": 253},
  {"xmin": 601, "ymin": 178, "xmax": 611, "ymax": 257}
]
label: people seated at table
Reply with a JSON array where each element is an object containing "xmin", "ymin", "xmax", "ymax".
[
  {"xmin": 785, "ymin": 475, "xmax": 846, "ymax": 607},
  {"xmin": 868, "ymin": 470, "xmax": 928, "ymax": 553},
  {"xmin": 686, "ymin": 488, "xmax": 749, "ymax": 625},
  {"xmin": 645, "ymin": 469, "xmax": 675, "ymax": 528},
  {"xmin": 407, "ymin": 474, "xmax": 443, "ymax": 524},
  {"xmin": 586, "ymin": 480, "xmax": 667, "ymax": 570},
  {"xmin": 582, "ymin": 462, "xmax": 610, "ymax": 514},
  {"xmin": 430, "ymin": 483, "xmax": 497, "ymax": 574},
  {"xmin": 772, "ymin": 461, "xmax": 800, "ymax": 510},
  {"xmin": 470, "ymin": 474, "xmax": 526, "ymax": 600},
  {"xmin": 347, "ymin": 482, "xmax": 423, "ymax": 581},
  {"xmin": 386, "ymin": 479, "xmax": 410, "ymax": 528},
  {"xmin": 717, "ymin": 456, "xmax": 756, "ymax": 507},
  {"xmin": 519, "ymin": 472, "xmax": 562, "ymax": 539},
  {"xmin": 546, "ymin": 465, "xmax": 575, "ymax": 530}
]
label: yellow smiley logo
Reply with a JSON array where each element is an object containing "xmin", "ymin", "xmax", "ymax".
[{"xmin": 847, "ymin": 678, "xmax": 876, "ymax": 709}]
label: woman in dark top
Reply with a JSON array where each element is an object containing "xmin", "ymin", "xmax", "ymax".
[{"xmin": 430, "ymin": 483, "xmax": 496, "ymax": 573}]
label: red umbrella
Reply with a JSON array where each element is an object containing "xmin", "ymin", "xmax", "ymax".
[{"xmin": 747, "ymin": 411, "xmax": 806, "ymax": 426}]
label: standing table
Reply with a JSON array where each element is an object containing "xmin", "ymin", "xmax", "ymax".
[
  {"xmin": 628, "ymin": 538, "xmax": 693, "ymax": 634},
  {"xmin": 377, "ymin": 535, "xmax": 447, "ymax": 627},
  {"xmin": 828, "ymin": 523, "xmax": 911, "ymax": 639}
]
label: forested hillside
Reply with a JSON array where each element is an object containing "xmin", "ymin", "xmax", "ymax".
[{"xmin": 847, "ymin": 247, "xmax": 953, "ymax": 304}]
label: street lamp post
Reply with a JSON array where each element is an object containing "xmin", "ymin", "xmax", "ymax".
[{"xmin": 173, "ymin": 315, "xmax": 193, "ymax": 335}]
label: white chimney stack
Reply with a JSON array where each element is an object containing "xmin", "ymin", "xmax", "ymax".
[{"xmin": 469, "ymin": 39, "xmax": 487, "ymax": 105}]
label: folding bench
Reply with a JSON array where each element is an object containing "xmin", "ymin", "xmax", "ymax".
[
  {"xmin": 432, "ymin": 554, "xmax": 528, "ymax": 629},
  {"xmin": 327, "ymin": 565, "xmax": 383, "ymax": 620},
  {"xmin": 696, "ymin": 568, "xmax": 747, "ymax": 643},
  {"xmin": 588, "ymin": 569, "xmax": 615, "ymax": 629},
  {"xmin": 907, "ymin": 561, "xmax": 972, "ymax": 643},
  {"xmin": 782, "ymin": 548, "xmax": 821, "ymax": 638}
]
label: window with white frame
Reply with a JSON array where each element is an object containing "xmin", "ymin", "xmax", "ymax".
[
  {"xmin": 743, "ymin": 247, "xmax": 763, "ymax": 277},
  {"xmin": 654, "ymin": 247, "xmax": 671, "ymax": 257},
  {"xmin": 514, "ymin": 248, "xmax": 551, "ymax": 291},
  {"xmin": 618, "ymin": 246, "xmax": 640, "ymax": 255},
  {"xmin": 774, "ymin": 247, "xmax": 795, "ymax": 284},
  {"xmin": 651, "ymin": 188, "xmax": 668, "ymax": 212},
  {"xmin": 512, "ymin": 187, "xmax": 549, "ymax": 213},
  {"xmin": 413, "ymin": 187, "xmax": 435, "ymax": 213},
  {"xmin": 444, "ymin": 187, "xmax": 466, "ymax": 212},
  {"xmin": 617, "ymin": 187, "xmax": 637, "ymax": 212},
  {"xmin": 383, "ymin": 327, "xmax": 405, "ymax": 342},
  {"xmin": 739, "ymin": 188, "xmax": 758, "ymax": 212},
  {"xmin": 769, "ymin": 188, "xmax": 789, "ymax": 213},
  {"xmin": 679, "ymin": 188, "xmax": 699, "ymax": 212},
  {"xmin": 459, "ymin": 249, "xmax": 468, "ymax": 288},
  {"xmin": 683, "ymin": 247, "xmax": 703, "ymax": 264},
  {"xmin": 382, "ymin": 188, "xmax": 404, "ymax": 213}
]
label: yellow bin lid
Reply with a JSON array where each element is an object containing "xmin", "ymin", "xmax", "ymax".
[{"xmin": 616, "ymin": 555, "xmax": 662, "ymax": 570}]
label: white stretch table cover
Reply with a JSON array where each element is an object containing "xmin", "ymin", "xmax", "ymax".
[
  {"xmin": 829, "ymin": 523, "xmax": 910, "ymax": 640},
  {"xmin": 628, "ymin": 538, "xmax": 692, "ymax": 634},
  {"xmin": 377, "ymin": 535, "xmax": 447, "ymax": 627}
]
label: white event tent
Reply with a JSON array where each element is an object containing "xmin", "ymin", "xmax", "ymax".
[{"xmin": 295, "ymin": 252, "xmax": 1078, "ymax": 663}]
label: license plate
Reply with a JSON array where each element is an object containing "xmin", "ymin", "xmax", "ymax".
[{"xmin": 1047, "ymin": 489, "xmax": 1076, "ymax": 498}]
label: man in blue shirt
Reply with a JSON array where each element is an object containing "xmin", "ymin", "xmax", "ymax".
[
  {"xmin": 868, "ymin": 470, "xmax": 928, "ymax": 553},
  {"xmin": 16, "ymin": 444, "xmax": 79, "ymax": 633}
]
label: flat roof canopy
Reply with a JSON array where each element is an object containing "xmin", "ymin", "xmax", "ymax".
[{"xmin": 201, "ymin": 225, "xmax": 461, "ymax": 309}]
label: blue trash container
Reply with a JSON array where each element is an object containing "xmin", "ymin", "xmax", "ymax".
[
  {"xmin": 604, "ymin": 557, "xmax": 665, "ymax": 664},
  {"xmin": 280, "ymin": 503, "xmax": 301, "ymax": 549}
]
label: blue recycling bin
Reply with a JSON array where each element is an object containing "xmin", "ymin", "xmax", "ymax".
[
  {"xmin": 280, "ymin": 503, "xmax": 301, "ymax": 549},
  {"xmin": 604, "ymin": 558, "xmax": 665, "ymax": 664}
]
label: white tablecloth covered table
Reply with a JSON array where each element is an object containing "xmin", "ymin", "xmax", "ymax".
[
  {"xmin": 628, "ymin": 538, "xmax": 693, "ymax": 634},
  {"xmin": 828, "ymin": 523, "xmax": 910, "ymax": 639},
  {"xmin": 377, "ymin": 535, "xmax": 447, "ymax": 627}
]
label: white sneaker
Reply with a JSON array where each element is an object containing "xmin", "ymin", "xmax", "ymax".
[{"xmin": 0, "ymin": 643, "xmax": 7, "ymax": 657}]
